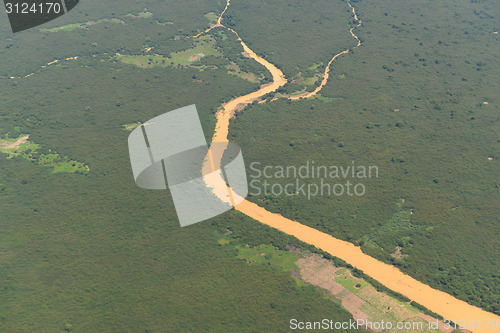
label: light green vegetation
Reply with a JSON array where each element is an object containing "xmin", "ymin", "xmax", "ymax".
[
  {"xmin": 0, "ymin": 0, "xmax": 364, "ymax": 330},
  {"xmin": 170, "ymin": 38, "xmax": 220, "ymax": 65},
  {"xmin": 156, "ymin": 20, "xmax": 173, "ymax": 25},
  {"xmin": 226, "ymin": 63, "xmax": 260, "ymax": 82},
  {"xmin": 236, "ymin": 244, "xmax": 298, "ymax": 272},
  {"xmin": 217, "ymin": 238, "xmax": 230, "ymax": 245},
  {"xmin": 118, "ymin": 36, "xmax": 221, "ymax": 68},
  {"xmin": 40, "ymin": 18, "xmax": 125, "ymax": 32},
  {"xmin": 293, "ymin": 71, "xmax": 320, "ymax": 87},
  {"xmin": 0, "ymin": 135, "xmax": 39, "ymax": 158},
  {"xmin": 0, "ymin": 135, "xmax": 87, "ymax": 174},
  {"xmin": 302, "ymin": 76, "xmax": 319, "ymax": 85},
  {"xmin": 307, "ymin": 63, "xmax": 322, "ymax": 71},
  {"xmin": 0, "ymin": 0, "xmax": 497, "ymax": 330},
  {"xmin": 126, "ymin": 11, "xmax": 153, "ymax": 19},
  {"xmin": 122, "ymin": 122, "xmax": 142, "ymax": 131},
  {"xmin": 363, "ymin": 200, "xmax": 425, "ymax": 258},
  {"xmin": 118, "ymin": 54, "xmax": 170, "ymax": 68},
  {"xmin": 205, "ymin": 12, "xmax": 219, "ymax": 24},
  {"xmin": 334, "ymin": 275, "xmax": 369, "ymax": 293},
  {"xmin": 37, "ymin": 153, "xmax": 88, "ymax": 174}
]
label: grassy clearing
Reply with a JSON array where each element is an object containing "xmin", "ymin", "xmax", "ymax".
[
  {"xmin": 236, "ymin": 244, "xmax": 447, "ymax": 331},
  {"xmin": 170, "ymin": 37, "xmax": 220, "ymax": 65},
  {"xmin": 40, "ymin": 18, "xmax": 125, "ymax": 32},
  {"xmin": 302, "ymin": 76, "xmax": 319, "ymax": 85},
  {"xmin": 156, "ymin": 21, "xmax": 173, "ymax": 25},
  {"xmin": 40, "ymin": 23, "xmax": 82, "ymax": 32},
  {"xmin": 226, "ymin": 63, "xmax": 260, "ymax": 83},
  {"xmin": 367, "ymin": 200, "xmax": 424, "ymax": 247},
  {"xmin": 37, "ymin": 153, "xmax": 88, "ymax": 174},
  {"xmin": 236, "ymin": 244, "xmax": 298, "ymax": 272},
  {"xmin": 118, "ymin": 54, "xmax": 169, "ymax": 68},
  {"xmin": 122, "ymin": 122, "xmax": 142, "ymax": 131},
  {"xmin": 217, "ymin": 238, "xmax": 231, "ymax": 245},
  {"xmin": 126, "ymin": 11, "xmax": 153, "ymax": 18},
  {"xmin": 0, "ymin": 135, "xmax": 39, "ymax": 158},
  {"xmin": 229, "ymin": 0, "xmax": 500, "ymax": 312},
  {"xmin": 334, "ymin": 275, "xmax": 369, "ymax": 293},
  {"xmin": 0, "ymin": 134, "xmax": 87, "ymax": 174},
  {"xmin": 118, "ymin": 36, "xmax": 221, "ymax": 68},
  {"xmin": 307, "ymin": 63, "xmax": 322, "ymax": 71},
  {"xmin": 293, "ymin": 73, "xmax": 319, "ymax": 87},
  {"xmin": 204, "ymin": 12, "xmax": 218, "ymax": 24}
]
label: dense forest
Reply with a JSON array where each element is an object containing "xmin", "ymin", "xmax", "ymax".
[
  {"xmin": 0, "ymin": 0, "xmax": 498, "ymax": 331},
  {"xmin": 0, "ymin": 0, "xmax": 368, "ymax": 331},
  {"xmin": 228, "ymin": 0, "xmax": 499, "ymax": 315}
]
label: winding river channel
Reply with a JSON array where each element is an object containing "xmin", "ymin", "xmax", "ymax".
[{"xmin": 199, "ymin": 1, "xmax": 500, "ymax": 331}]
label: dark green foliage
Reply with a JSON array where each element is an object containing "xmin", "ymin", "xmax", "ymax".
[
  {"xmin": 228, "ymin": 0, "xmax": 499, "ymax": 315},
  {"xmin": 0, "ymin": 63, "xmax": 360, "ymax": 332},
  {"xmin": 0, "ymin": 1, "xmax": 364, "ymax": 331},
  {"xmin": 1, "ymin": 0, "xmax": 498, "ymax": 331},
  {"xmin": 223, "ymin": 0, "xmax": 356, "ymax": 78}
]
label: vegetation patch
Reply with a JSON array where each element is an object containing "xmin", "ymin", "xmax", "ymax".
[
  {"xmin": 0, "ymin": 134, "xmax": 88, "ymax": 174},
  {"xmin": 118, "ymin": 36, "xmax": 221, "ymax": 68},
  {"xmin": 236, "ymin": 244, "xmax": 298, "ymax": 272},
  {"xmin": 126, "ymin": 11, "xmax": 153, "ymax": 19},
  {"xmin": 226, "ymin": 63, "xmax": 261, "ymax": 83},
  {"xmin": 122, "ymin": 122, "xmax": 142, "ymax": 131},
  {"xmin": 40, "ymin": 18, "xmax": 125, "ymax": 32},
  {"xmin": 334, "ymin": 275, "xmax": 369, "ymax": 293},
  {"xmin": 314, "ymin": 95, "xmax": 339, "ymax": 103},
  {"xmin": 0, "ymin": 134, "xmax": 37, "ymax": 157},
  {"xmin": 204, "ymin": 12, "xmax": 218, "ymax": 24}
]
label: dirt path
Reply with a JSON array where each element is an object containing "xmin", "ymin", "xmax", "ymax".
[{"xmin": 1, "ymin": 57, "xmax": 79, "ymax": 80}]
